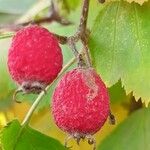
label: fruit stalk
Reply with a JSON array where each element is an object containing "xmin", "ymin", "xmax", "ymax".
[
  {"xmin": 21, "ymin": 57, "xmax": 76, "ymax": 126},
  {"xmin": 78, "ymin": 0, "xmax": 92, "ymax": 67},
  {"xmin": 78, "ymin": 0, "xmax": 90, "ymax": 34},
  {"xmin": 21, "ymin": 0, "xmax": 93, "ymax": 126},
  {"xmin": 65, "ymin": 0, "xmax": 92, "ymax": 67}
]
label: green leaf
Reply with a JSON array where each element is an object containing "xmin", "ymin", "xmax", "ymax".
[
  {"xmin": 98, "ymin": 108, "xmax": 150, "ymax": 150},
  {"xmin": 89, "ymin": 1, "xmax": 150, "ymax": 104},
  {"xmin": 109, "ymin": 80, "xmax": 127, "ymax": 104},
  {"xmin": 0, "ymin": 120, "xmax": 66, "ymax": 150}
]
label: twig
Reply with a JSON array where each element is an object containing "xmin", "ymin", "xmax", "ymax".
[
  {"xmin": 81, "ymin": 39, "xmax": 92, "ymax": 67},
  {"xmin": 0, "ymin": 0, "xmax": 92, "ymax": 56},
  {"xmin": 54, "ymin": 34, "xmax": 67, "ymax": 45},
  {"xmin": 64, "ymin": 0, "xmax": 92, "ymax": 66},
  {"xmin": 0, "ymin": 0, "xmax": 71, "ymax": 32},
  {"xmin": 21, "ymin": 57, "xmax": 76, "ymax": 126},
  {"xmin": 77, "ymin": 0, "xmax": 92, "ymax": 67},
  {"xmin": 77, "ymin": 0, "xmax": 90, "ymax": 35},
  {"xmin": 0, "ymin": 32, "xmax": 14, "ymax": 39},
  {"xmin": 0, "ymin": 16, "xmax": 71, "ymax": 32},
  {"xmin": 0, "ymin": 31, "xmax": 67, "ymax": 45},
  {"xmin": 68, "ymin": 38, "xmax": 79, "ymax": 57}
]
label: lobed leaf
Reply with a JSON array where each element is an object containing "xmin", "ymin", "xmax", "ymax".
[{"xmin": 89, "ymin": 1, "xmax": 150, "ymax": 104}]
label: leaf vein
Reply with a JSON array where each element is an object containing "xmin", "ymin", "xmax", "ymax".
[
  {"xmin": 109, "ymin": 1, "xmax": 121, "ymax": 84},
  {"xmin": 133, "ymin": 4, "xmax": 144, "ymax": 63}
]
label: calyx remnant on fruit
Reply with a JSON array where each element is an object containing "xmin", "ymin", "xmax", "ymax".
[
  {"xmin": 13, "ymin": 81, "xmax": 47, "ymax": 103},
  {"xmin": 21, "ymin": 81, "xmax": 46, "ymax": 94},
  {"xmin": 7, "ymin": 25, "xmax": 63, "ymax": 101},
  {"xmin": 65, "ymin": 133, "xmax": 96, "ymax": 150}
]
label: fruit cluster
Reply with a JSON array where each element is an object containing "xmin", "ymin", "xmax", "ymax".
[{"xmin": 7, "ymin": 25, "xmax": 111, "ymax": 150}]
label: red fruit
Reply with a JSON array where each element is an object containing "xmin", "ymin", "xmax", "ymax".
[
  {"xmin": 52, "ymin": 67, "xmax": 110, "ymax": 147},
  {"xmin": 8, "ymin": 25, "xmax": 63, "ymax": 94}
]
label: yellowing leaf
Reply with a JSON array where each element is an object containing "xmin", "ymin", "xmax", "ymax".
[
  {"xmin": 106, "ymin": 0, "xmax": 148, "ymax": 5},
  {"xmin": 126, "ymin": 0, "xmax": 148, "ymax": 5}
]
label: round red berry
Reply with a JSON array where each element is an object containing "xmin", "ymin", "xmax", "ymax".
[
  {"xmin": 8, "ymin": 25, "xmax": 63, "ymax": 93},
  {"xmin": 52, "ymin": 68, "xmax": 110, "ymax": 136}
]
